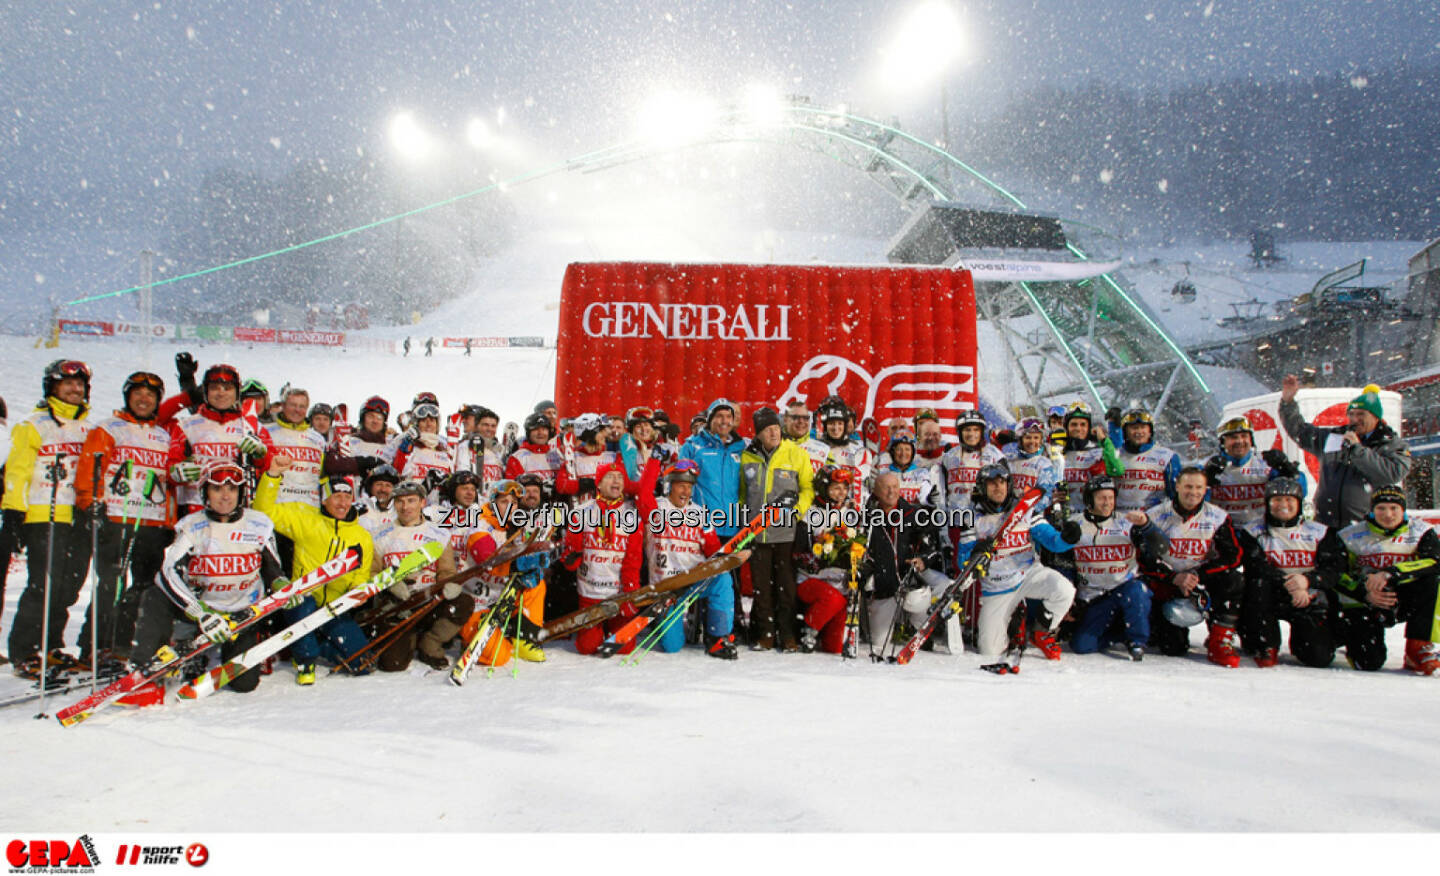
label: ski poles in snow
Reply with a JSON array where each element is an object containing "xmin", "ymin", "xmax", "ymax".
[{"xmin": 35, "ymin": 452, "xmax": 66, "ymax": 720}]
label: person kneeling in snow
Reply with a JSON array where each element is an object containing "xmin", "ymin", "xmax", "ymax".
[
  {"xmin": 1320, "ymin": 486, "xmax": 1440, "ymax": 674},
  {"xmin": 130, "ymin": 461, "xmax": 289, "ymax": 697},
  {"xmin": 1236, "ymin": 477, "xmax": 1342, "ymax": 668},
  {"xmin": 957, "ymin": 464, "xmax": 1078, "ymax": 659},
  {"xmin": 1067, "ymin": 475, "xmax": 1163, "ymax": 661},
  {"xmin": 255, "ymin": 456, "xmax": 376, "ymax": 685},
  {"xmin": 795, "ymin": 466, "xmax": 867, "ymax": 654}
]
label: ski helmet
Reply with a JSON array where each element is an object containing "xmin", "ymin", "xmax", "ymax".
[
  {"xmin": 955, "ymin": 409, "xmax": 988, "ymax": 446},
  {"xmin": 1216, "ymin": 415, "xmax": 1253, "ymax": 443},
  {"xmin": 122, "ymin": 371, "xmax": 164, "ymax": 407},
  {"xmin": 392, "ymin": 479, "xmax": 428, "ymax": 501},
  {"xmin": 42, "ymin": 359, "xmax": 92, "ymax": 401},
  {"xmin": 200, "ymin": 459, "xmax": 247, "ymax": 520},
  {"xmin": 970, "ymin": 461, "xmax": 1012, "ymax": 514},
  {"xmin": 1161, "ymin": 594, "xmax": 1209, "ymax": 628},
  {"xmin": 573, "ymin": 412, "xmax": 606, "ymax": 444},
  {"xmin": 239, "ymin": 378, "xmax": 268, "ymax": 402},
  {"xmin": 664, "ymin": 458, "xmax": 700, "ymax": 485},
  {"xmin": 625, "ymin": 405, "xmax": 655, "ymax": 431},
  {"xmin": 1016, "ymin": 417, "xmax": 1046, "ymax": 436},
  {"xmin": 515, "ymin": 472, "xmax": 547, "ymax": 493},
  {"xmin": 523, "ymin": 411, "xmax": 554, "ymax": 441},
  {"xmin": 363, "ymin": 463, "xmax": 400, "ymax": 494},
  {"xmin": 817, "ymin": 398, "xmax": 849, "ymax": 424},
  {"xmin": 361, "ymin": 395, "xmax": 391, "ymax": 421},
  {"xmin": 442, "ymin": 470, "xmax": 483, "ymax": 505},
  {"xmin": 887, "ymin": 429, "xmax": 917, "ymax": 452},
  {"xmin": 308, "ymin": 402, "xmax": 335, "ymax": 422},
  {"xmin": 412, "ymin": 391, "xmax": 439, "ymax": 410},
  {"xmin": 1263, "ymin": 476, "xmax": 1305, "ymax": 528},
  {"xmin": 1046, "ymin": 405, "xmax": 1067, "ymax": 420},
  {"xmin": 1062, "ymin": 402, "xmax": 1093, "ymax": 429},
  {"xmin": 202, "ymin": 363, "xmax": 240, "ymax": 389},
  {"xmin": 1120, "ymin": 408, "xmax": 1154, "ymax": 430},
  {"xmin": 1082, "ymin": 475, "xmax": 1118, "ymax": 512}
]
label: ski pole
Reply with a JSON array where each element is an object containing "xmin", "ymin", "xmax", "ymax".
[
  {"xmin": 511, "ymin": 588, "xmax": 523, "ymax": 679},
  {"xmin": 35, "ymin": 451, "xmax": 66, "ymax": 720},
  {"xmin": 628, "ymin": 584, "xmax": 705, "ymax": 665},
  {"xmin": 87, "ymin": 452, "xmax": 103, "ymax": 695}
]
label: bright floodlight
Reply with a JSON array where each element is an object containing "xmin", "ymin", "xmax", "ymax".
[
  {"xmin": 739, "ymin": 83, "xmax": 786, "ymax": 128},
  {"xmin": 879, "ymin": 1, "xmax": 965, "ymax": 91},
  {"xmin": 388, "ymin": 111, "xmax": 433, "ymax": 161},
  {"xmin": 636, "ymin": 91, "xmax": 720, "ymax": 148}
]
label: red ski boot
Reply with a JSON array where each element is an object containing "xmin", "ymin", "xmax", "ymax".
[
  {"xmin": 1253, "ymin": 648, "xmax": 1280, "ymax": 668},
  {"xmin": 1205, "ymin": 624, "xmax": 1241, "ymax": 669},
  {"xmin": 1403, "ymin": 639, "xmax": 1439, "ymax": 676},
  {"xmin": 1030, "ymin": 628, "xmax": 1063, "ymax": 660}
]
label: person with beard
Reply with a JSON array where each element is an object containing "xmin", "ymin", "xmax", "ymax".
[{"xmin": 357, "ymin": 464, "xmax": 400, "ymax": 533}]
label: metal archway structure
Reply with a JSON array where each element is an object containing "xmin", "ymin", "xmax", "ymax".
[{"xmin": 558, "ymin": 100, "xmax": 1218, "ymax": 433}]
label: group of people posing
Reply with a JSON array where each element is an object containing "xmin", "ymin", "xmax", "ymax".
[{"xmin": 2, "ymin": 351, "xmax": 1436, "ymax": 702}]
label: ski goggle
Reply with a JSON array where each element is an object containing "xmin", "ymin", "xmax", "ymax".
[
  {"xmin": 827, "ymin": 467, "xmax": 858, "ymax": 484},
  {"xmin": 203, "ymin": 463, "xmax": 247, "ymax": 487},
  {"xmin": 491, "ymin": 479, "xmax": 523, "ymax": 500},
  {"xmin": 1121, "ymin": 409, "xmax": 1154, "ymax": 428},
  {"xmin": 204, "ymin": 365, "xmax": 241, "ymax": 386},
  {"xmin": 1217, "ymin": 416, "xmax": 1253, "ymax": 438},
  {"xmin": 362, "ymin": 396, "xmax": 390, "ymax": 418},
  {"xmin": 668, "ymin": 459, "xmax": 701, "ymax": 475},
  {"xmin": 413, "ymin": 403, "xmax": 441, "ymax": 420},
  {"xmin": 124, "ymin": 371, "xmax": 164, "ymax": 392},
  {"xmin": 1016, "ymin": 417, "xmax": 1045, "ymax": 435},
  {"xmin": 626, "ymin": 405, "xmax": 654, "ymax": 423},
  {"xmin": 413, "ymin": 392, "xmax": 439, "ymax": 408},
  {"xmin": 52, "ymin": 360, "xmax": 92, "ymax": 379}
]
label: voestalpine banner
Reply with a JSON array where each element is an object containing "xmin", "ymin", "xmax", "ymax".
[{"xmin": 555, "ymin": 262, "xmax": 978, "ymax": 429}]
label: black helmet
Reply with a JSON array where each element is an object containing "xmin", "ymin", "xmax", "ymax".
[
  {"xmin": 1062, "ymin": 402, "xmax": 1093, "ymax": 429},
  {"xmin": 362, "ymin": 464, "xmax": 400, "ymax": 493},
  {"xmin": 970, "ymin": 462, "xmax": 1012, "ymax": 514},
  {"xmin": 43, "ymin": 359, "xmax": 92, "ymax": 401},
  {"xmin": 955, "ymin": 409, "xmax": 987, "ymax": 446},
  {"xmin": 392, "ymin": 479, "xmax": 428, "ymax": 500},
  {"xmin": 1263, "ymin": 476, "xmax": 1305, "ymax": 527},
  {"xmin": 308, "ymin": 402, "xmax": 335, "ymax": 421},
  {"xmin": 523, "ymin": 411, "xmax": 554, "ymax": 441},
  {"xmin": 817, "ymin": 398, "xmax": 849, "ymax": 424},
  {"xmin": 442, "ymin": 470, "xmax": 483, "ymax": 505},
  {"xmin": 1083, "ymin": 475, "xmax": 1118, "ymax": 512}
]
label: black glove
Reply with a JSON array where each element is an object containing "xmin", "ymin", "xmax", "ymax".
[
  {"xmin": 1059, "ymin": 520, "xmax": 1082, "ymax": 544},
  {"xmin": 175, "ymin": 351, "xmax": 198, "ymax": 393},
  {"xmin": 650, "ymin": 443, "xmax": 672, "ymax": 464},
  {"xmin": 1105, "ymin": 406, "xmax": 1122, "ymax": 427},
  {"xmin": 992, "ymin": 429, "xmax": 1016, "ymax": 448},
  {"xmin": 354, "ymin": 456, "xmax": 383, "ymax": 474},
  {"xmin": 1261, "ymin": 449, "xmax": 1300, "ymax": 478},
  {"xmin": 423, "ymin": 470, "xmax": 445, "ymax": 494},
  {"xmin": 1202, "ymin": 456, "xmax": 1226, "ymax": 486},
  {"xmin": 578, "ymin": 477, "xmax": 596, "ymax": 496}
]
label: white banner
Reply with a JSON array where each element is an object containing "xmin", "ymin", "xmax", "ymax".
[{"xmin": 962, "ymin": 259, "xmax": 1122, "ymax": 282}]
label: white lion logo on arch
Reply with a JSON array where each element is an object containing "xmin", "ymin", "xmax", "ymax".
[{"xmin": 777, "ymin": 355, "xmax": 976, "ymax": 432}]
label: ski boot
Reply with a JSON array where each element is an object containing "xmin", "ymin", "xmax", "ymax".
[
  {"xmin": 1126, "ymin": 642, "xmax": 1145, "ymax": 662},
  {"xmin": 513, "ymin": 637, "xmax": 547, "ymax": 663},
  {"xmin": 293, "ymin": 660, "xmax": 317, "ymax": 686},
  {"xmin": 1403, "ymin": 639, "xmax": 1439, "ymax": 676},
  {"xmin": 1030, "ymin": 628, "xmax": 1063, "ymax": 660},
  {"xmin": 1205, "ymin": 624, "xmax": 1241, "ymax": 669},
  {"xmin": 798, "ymin": 626, "xmax": 818, "ymax": 654},
  {"xmin": 706, "ymin": 633, "xmax": 738, "ymax": 660},
  {"xmin": 417, "ymin": 649, "xmax": 450, "ymax": 670},
  {"xmin": 1254, "ymin": 647, "xmax": 1280, "ymax": 668}
]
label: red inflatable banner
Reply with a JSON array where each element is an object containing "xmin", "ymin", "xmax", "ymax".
[{"xmin": 555, "ymin": 262, "xmax": 978, "ymax": 431}]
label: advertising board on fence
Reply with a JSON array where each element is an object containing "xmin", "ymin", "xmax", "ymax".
[{"xmin": 555, "ymin": 262, "xmax": 978, "ymax": 429}]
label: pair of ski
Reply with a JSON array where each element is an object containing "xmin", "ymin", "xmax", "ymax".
[
  {"xmin": 1, "ymin": 665, "xmax": 130, "ymax": 712},
  {"xmin": 537, "ymin": 497, "xmax": 795, "ymax": 657},
  {"xmin": 889, "ymin": 487, "xmax": 1045, "ymax": 670},
  {"xmin": 447, "ymin": 525, "xmax": 556, "ymax": 686},
  {"xmin": 57, "ymin": 548, "xmax": 365, "ymax": 726}
]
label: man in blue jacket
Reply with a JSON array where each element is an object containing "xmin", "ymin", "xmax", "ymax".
[{"xmin": 678, "ymin": 398, "xmax": 746, "ymax": 540}]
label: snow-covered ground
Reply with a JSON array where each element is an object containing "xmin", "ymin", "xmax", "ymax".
[{"xmin": 4, "ymin": 233, "xmax": 1438, "ymax": 834}]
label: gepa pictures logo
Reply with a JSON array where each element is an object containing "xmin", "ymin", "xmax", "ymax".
[{"xmin": 5, "ymin": 835, "xmax": 99, "ymax": 872}]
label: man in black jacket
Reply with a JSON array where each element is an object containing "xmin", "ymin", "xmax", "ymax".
[{"xmin": 860, "ymin": 472, "xmax": 950, "ymax": 653}]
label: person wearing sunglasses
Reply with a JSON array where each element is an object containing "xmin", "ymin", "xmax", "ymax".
[
  {"xmin": 72, "ymin": 371, "xmax": 183, "ymax": 669},
  {"xmin": 4, "ymin": 359, "xmax": 96, "ymax": 676},
  {"xmin": 163, "ymin": 361, "xmax": 274, "ymax": 516},
  {"xmin": 391, "ymin": 401, "xmax": 454, "ymax": 490},
  {"xmin": 634, "ymin": 455, "xmax": 747, "ymax": 659},
  {"xmin": 782, "ymin": 403, "xmax": 812, "ymax": 443},
  {"xmin": 1202, "ymin": 415, "xmax": 1304, "ymax": 529},
  {"xmin": 1111, "ymin": 407, "xmax": 1181, "ymax": 515}
]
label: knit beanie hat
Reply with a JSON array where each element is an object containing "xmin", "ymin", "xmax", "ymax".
[{"xmin": 1348, "ymin": 384, "xmax": 1384, "ymax": 421}]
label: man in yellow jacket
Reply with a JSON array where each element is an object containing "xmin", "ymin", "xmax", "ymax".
[
  {"xmin": 4, "ymin": 360, "xmax": 95, "ymax": 676},
  {"xmin": 739, "ymin": 407, "xmax": 814, "ymax": 651},
  {"xmin": 255, "ymin": 455, "xmax": 376, "ymax": 685}
]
